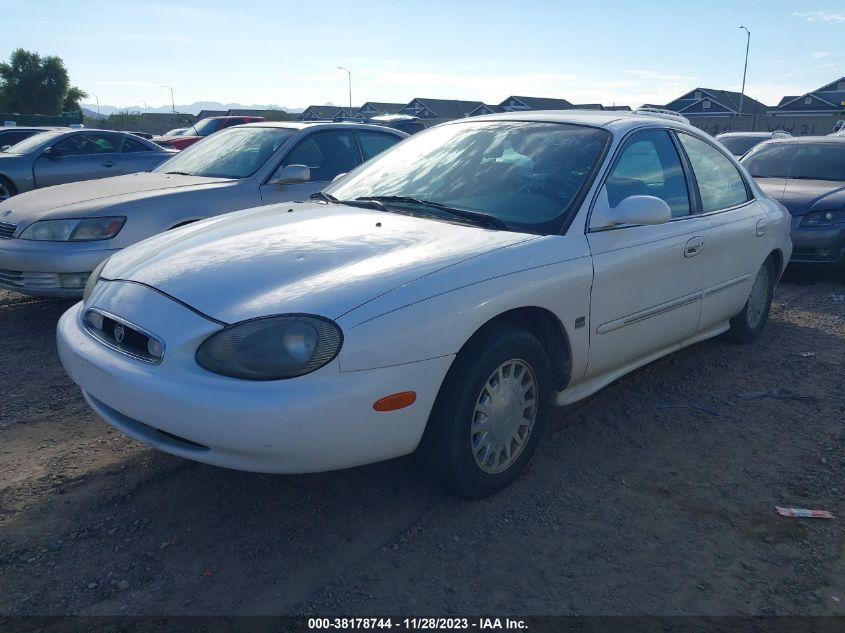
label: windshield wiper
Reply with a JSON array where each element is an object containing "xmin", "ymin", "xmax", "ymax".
[
  {"xmin": 164, "ymin": 171, "xmax": 193, "ymax": 176},
  {"xmin": 356, "ymin": 196, "xmax": 507, "ymax": 230},
  {"xmin": 310, "ymin": 191, "xmax": 338, "ymax": 204}
]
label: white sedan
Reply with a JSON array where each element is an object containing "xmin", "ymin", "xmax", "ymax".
[{"xmin": 57, "ymin": 110, "xmax": 792, "ymax": 498}]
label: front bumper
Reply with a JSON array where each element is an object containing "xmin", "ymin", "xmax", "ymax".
[
  {"xmin": 790, "ymin": 217, "xmax": 845, "ymax": 264},
  {"xmin": 56, "ymin": 285, "xmax": 453, "ymax": 473},
  {"xmin": 0, "ymin": 238, "xmax": 119, "ymax": 297}
]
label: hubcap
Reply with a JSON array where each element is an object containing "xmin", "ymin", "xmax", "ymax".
[
  {"xmin": 470, "ymin": 359, "xmax": 537, "ymax": 474},
  {"xmin": 746, "ymin": 264, "xmax": 770, "ymax": 329}
]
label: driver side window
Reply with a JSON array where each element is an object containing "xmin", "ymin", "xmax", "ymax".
[
  {"xmin": 53, "ymin": 133, "xmax": 122, "ymax": 156},
  {"xmin": 604, "ymin": 130, "xmax": 690, "ymax": 218},
  {"xmin": 281, "ymin": 131, "xmax": 359, "ymax": 182}
]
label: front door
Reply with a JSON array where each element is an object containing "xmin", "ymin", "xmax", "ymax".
[
  {"xmin": 260, "ymin": 129, "xmax": 361, "ymax": 205},
  {"xmin": 586, "ymin": 129, "xmax": 706, "ymax": 377},
  {"xmin": 33, "ymin": 132, "xmax": 124, "ymax": 188}
]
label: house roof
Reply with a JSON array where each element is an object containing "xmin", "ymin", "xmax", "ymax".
[
  {"xmin": 359, "ymin": 102, "xmax": 406, "ymax": 114},
  {"xmin": 499, "ymin": 96, "xmax": 574, "ymax": 110},
  {"xmin": 816, "ymin": 76, "xmax": 845, "ymax": 93},
  {"xmin": 300, "ymin": 105, "xmax": 345, "ymax": 119},
  {"xmin": 666, "ymin": 88, "xmax": 769, "ymax": 114},
  {"xmin": 403, "ymin": 98, "xmax": 487, "ymax": 118}
]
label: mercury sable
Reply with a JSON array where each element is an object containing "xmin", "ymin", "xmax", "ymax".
[{"xmin": 57, "ymin": 110, "xmax": 792, "ymax": 498}]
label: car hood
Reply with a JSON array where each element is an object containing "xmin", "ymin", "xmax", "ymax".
[
  {"xmin": 755, "ymin": 178, "xmax": 845, "ymax": 216},
  {"xmin": 101, "ymin": 203, "xmax": 537, "ymax": 324},
  {"xmin": 0, "ymin": 172, "xmax": 234, "ymax": 223}
]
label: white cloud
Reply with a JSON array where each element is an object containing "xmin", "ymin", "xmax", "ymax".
[
  {"xmin": 813, "ymin": 51, "xmax": 830, "ymax": 58},
  {"xmin": 793, "ymin": 11, "xmax": 845, "ymax": 22}
]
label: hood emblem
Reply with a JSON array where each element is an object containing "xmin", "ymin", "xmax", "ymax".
[
  {"xmin": 1, "ymin": 210, "xmax": 10, "ymax": 217},
  {"xmin": 114, "ymin": 323, "xmax": 125, "ymax": 344}
]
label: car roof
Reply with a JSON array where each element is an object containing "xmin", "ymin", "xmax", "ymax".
[
  {"xmin": 0, "ymin": 126, "xmax": 70, "ymax": 132},
  {"xmin": 757, "ymin": 135, "xmax": 845, "ymax": 145},
  {"xmin": 438, "ymin": 109, "xmax": 704, "ymax": 135},
  {"xmin": 715, "ymin": 131, "xmax": 779, "ymax": 138},
  {"xmin": 238, "ymin": 121, "xmax": 409, "ymax": 134}
]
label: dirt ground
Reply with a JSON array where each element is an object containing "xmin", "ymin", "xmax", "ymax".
[{"xmin": 1, "ymin": 268, "xmax": 843, "ymax": 618}]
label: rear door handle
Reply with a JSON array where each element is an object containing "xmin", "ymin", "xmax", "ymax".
[
  {"xmin": 684, "ymin": 236, "xmax": 705, "ymax": 258},
  {"xmin": 101, "ymin": 161, "xmax": 115, "ymax": 168}
]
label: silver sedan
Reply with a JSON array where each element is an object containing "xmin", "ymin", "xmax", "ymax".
[
  {"xmin": 0, "ymin": 122, "xmax": 406, "ymax": 297},
  {"xmin": 0, "ymin": 129, "xmax": 176, "ymax": 201}
]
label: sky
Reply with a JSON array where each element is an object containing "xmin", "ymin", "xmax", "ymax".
[{"xmin": 2, "ymin": 0, "xmax": 843, "ymax": 111}]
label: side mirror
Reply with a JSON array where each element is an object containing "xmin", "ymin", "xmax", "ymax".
[
  {"xmin": 590, "ymin": 194, "xmax": 672, "ymax": 230},
  {"xmin": 331, "ymin": 172, "xmax": 347, "ymax": 183},
  {"xmin": 270, "ymin": 164, "xmax": 310, "ymax": 185},
  {"xmin": 0, "ymin": 145, "xmax": 10, "ymax": 152}
]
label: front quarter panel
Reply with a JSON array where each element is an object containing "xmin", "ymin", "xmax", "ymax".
[{"xmin": 336, "ymin": 234, "xmax": 593, "ymax": 382}]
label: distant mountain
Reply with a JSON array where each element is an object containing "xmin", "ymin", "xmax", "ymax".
[{"xmin": 81, "ymin": 101, "xmax": 304, "ymax": 116}]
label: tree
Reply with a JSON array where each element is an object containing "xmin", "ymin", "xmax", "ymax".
[
  {"xmin": 63, "ymin": 85, "xmax": 88, "ymax": 113},
  {"xmin": 0, "ymin": 48, "xmax": 82, "ymax": 115}
]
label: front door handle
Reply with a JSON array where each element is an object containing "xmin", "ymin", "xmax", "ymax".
[
  {"xmin": 101, "ymin": 160, "xmax": 115, "ymax": 168},
  {"xmin": 684, "ymin": 236, "xmax": 705, "ymax": 258}
]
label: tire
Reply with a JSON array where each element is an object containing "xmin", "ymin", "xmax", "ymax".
[
  {"xmin": 418, "ymin": 324, "xmax": 551, "ymax": 498},
  {"xmin": 0, "ymin": 176, "xmax": 16, "ymax": 202},
  {"xmin": 723, "ymin": 257, "xmax": 776, "ymax": 344}
]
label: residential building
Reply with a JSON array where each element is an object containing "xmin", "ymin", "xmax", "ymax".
[
  {"xmin": 771, "ymin": 77, "xmax": 845, "ymax": 115},
  {"xmin": 663, "ymin": 88, "xmax": 768, "ymax": 117}
]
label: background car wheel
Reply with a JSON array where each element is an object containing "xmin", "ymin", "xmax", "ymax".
[
  {"xmin": 723, "ymin": 257, "xmax": 776, "ymax": 344},
  {"xmin": 418, "ymin": 324, "xmax": 550, "ymax": 499},
  {"xmin": 0, "ymin": 176, "xmax": 16, "ymax": 202}
]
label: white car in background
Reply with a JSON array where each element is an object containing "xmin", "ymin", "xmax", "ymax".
[{"xmin": 58, "ymin": 110, "xmax": 791, "ymax": 498}]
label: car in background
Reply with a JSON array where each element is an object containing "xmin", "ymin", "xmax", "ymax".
[
  {"xmin": 716, "ymin": 130, "xmax": 791, "ymax": 158},
  {"xmin": 57, "ymin": 110, "xmax": 790, "ymax": 498},
  {"xmin": 742, "ymin": 136, "xmax": 845, "ymax": 266},
  {"xmin": 164, "ymin": 127, "xmax": 188, "ymax": 136},
  {"xmin": 367, "ymin": 114, "xmax": 426, "ymax": 134},
  {"xmin": 0, "ymin": 126, "xmax": 68, "ymax": 151},
  {"xmin": 0, "ymin": 122, "xmax": 406, "ymax": 296},
  {"xmin": 152, "ymin": 116, "xmax": 265, "ymax": 150},
  {"xmin": 0, "ymin": 129, "xmax": 175, "ymax": 202}
]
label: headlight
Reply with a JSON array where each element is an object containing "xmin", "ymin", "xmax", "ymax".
[
  {"xmin": 82, "ymin": 258, "xmax": 110, "ymax": 304},
  {"xmin": 196, "ymin": 315, "xmax": 343, "ymax": 380},
  {"xmin": 801, "ymin": 209, "xmax": 845, "ymax": 227},
  {"xmin": 19, "ymin": 217, "xmax": 126, "ymax": 241}
]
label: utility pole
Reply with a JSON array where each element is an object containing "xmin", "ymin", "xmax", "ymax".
[
  {"xmin": 337, "ymin": 66, "xmax": 352, "ymax": 109},
  {"xmin": 738, "ymin": 26, "xmax": 751, "ymax": 116},
  {"xmin": 162, "ymin": 85, "xmax": 176, "ymax": 125}
]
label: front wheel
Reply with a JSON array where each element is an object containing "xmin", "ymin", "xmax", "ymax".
[
  {"xmin": 418, "ymin": 324, "xmax": 551, "ymax": 498},
  {"xmin": 723, "ymin": 258, "xmax": 775, "ymax": 343}
]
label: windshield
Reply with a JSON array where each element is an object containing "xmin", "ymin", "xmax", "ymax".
[
  {"xmin": 719, "ymin": 136, "xmax": 765, "ymax": 156},
  {"xmin": 325, "ymin": 121, "xmax": 610, "ymax": 234},
  {"xmin": 153, "ymin": 126, "xmax": 295, "ymax": 179},
  {"xmin": 1, "ymin": 130, "xmax": 64, "ymax": 154},
  {"xmin": 742, "ymin": 142, "xmax": 845, "ymax": 181},
  {"xmin": 189, "ymin": 118, "xmax": 226, "ymax": 137}
]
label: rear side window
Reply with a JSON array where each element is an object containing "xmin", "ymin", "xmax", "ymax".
[
  {"xmin": 605, "ymin": 130, "xmax": 691, "ymax": 217},
  {"xmin": 122, "ymin": 136, "xmax": 150, "ymax": 153},
  {"xmin": 356, "ymin": 131, "xmax": 401, "ymax": 161},
  {"xmin": 678, "ymin": 133, "xmax": 750, "ymax": 212}
]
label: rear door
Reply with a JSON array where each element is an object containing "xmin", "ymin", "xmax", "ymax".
[
  {"xmin": 586, "ymin": 129, "xmax": 706, "ymax": 377},
  {"xmin": 259, "ymin": 129, "xmax": 361, "ymax": 204},
  {"xmin": 33, "ymin": 132, "xmax": 124, "ymax": 188},
  {"xmin": 119, "ymin": 135, "xmax": 169, "ymax": 174},
  {"xmin": 674, "ymin": 131, "xmax": 767, "ymax": 332}
]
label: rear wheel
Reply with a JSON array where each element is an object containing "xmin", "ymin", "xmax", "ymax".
[
  {"xmin": 0, "ymin": 176, "xmax": 16, "ymax": 202},
  {"xmin": 723, "ymin": 258, "xmax": 775, "ymax": 343},
  {"xmin": 419, "ymin": 324, "xmax": 550, "ymax": 498}
]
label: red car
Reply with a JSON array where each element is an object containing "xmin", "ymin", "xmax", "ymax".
[{"xmin": 152, "ymin": 116, "xmax": 264, "ymax": 150}]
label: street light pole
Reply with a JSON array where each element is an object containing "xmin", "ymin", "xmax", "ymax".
[
  {"xmin": 161, "ymin": 85, "xmax": 176, "ymax": 125},
  {"xmin": 94, "ymin": 95, "xmax": 99, "ymax": 118},
  {"xmin": 738, "ymin": 26, "xmax": 751, "ymax": 116},
  {"xmin": 337, "ymin": 66, "xmax": 352, "ymax": 109}
]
